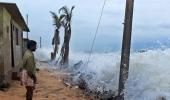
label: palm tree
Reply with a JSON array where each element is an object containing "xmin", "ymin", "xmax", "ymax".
[
  {"xmin": 50, "ymin": 11, "xmax": 64, "ymax": 60},
  {"xmin": 59, "ymin": 6, "xmax": 75, "ymax": 66}
]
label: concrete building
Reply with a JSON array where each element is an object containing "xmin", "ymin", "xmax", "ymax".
[{"xmin": 0, "ymin": 2, "xmax": 29, "ymax": 84}]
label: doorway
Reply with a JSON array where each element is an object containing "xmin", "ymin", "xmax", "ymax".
[{"xmin": 10, "ymin": 22, "xmax": 14, "ymax": 68}]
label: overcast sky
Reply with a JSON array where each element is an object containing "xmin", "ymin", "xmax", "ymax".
[{"xmin": 1, "ymin": 0, "xmax": 170, "ymax": 52}]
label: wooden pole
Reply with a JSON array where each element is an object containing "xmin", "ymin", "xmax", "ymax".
[{"xmin": 118, "ymin": 0, "xmax": 134, "ymax": 99}]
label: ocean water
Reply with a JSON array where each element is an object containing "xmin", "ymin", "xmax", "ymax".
[{"xmin": 35, "ymin": 48, "xmax": 170, "ymax": 100}]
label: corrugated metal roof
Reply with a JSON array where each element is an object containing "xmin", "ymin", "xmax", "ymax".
[{"xmin": 0, "ymin": 2, "xmax": 29, "ymax": 32}]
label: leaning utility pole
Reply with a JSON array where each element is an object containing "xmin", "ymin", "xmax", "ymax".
[{"xmin": 118, "ymin": 0, "xmax": 134, "ymax": 100}]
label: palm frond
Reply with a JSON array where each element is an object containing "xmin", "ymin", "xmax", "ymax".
[
  {"xmin": 71, "ymin": 6, "xmax": 75, "ymax": 14},
  {"xmin": 59, "ymin": 6, "xmax": 74, "ymax": 26},
  {"xmin": 50, "ymin": 11, "xmax": 58, "ymax": 20},
  {"xmin": 50, "ymin": 11, "xmax": 64, "ymax": 29},
  {"xmin": 59, "ymin": 14, "xmax": 65, "ymax": 20},
  {"xmin": 59, "ymin": 6, "xmax": 69, "ymax": 15}
]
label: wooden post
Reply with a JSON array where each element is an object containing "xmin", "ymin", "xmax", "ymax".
[{"xmin": 118, "ymin": 0, "xmax": 134, "ymax": 99}]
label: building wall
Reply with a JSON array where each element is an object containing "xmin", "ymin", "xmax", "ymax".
[
  {"xmin": 0, "ymin": 6, "xmax": 25, "ymax": 83},
  {"xmin": 2, "ymin": 8, "xmax": 12, "ymax": 82},
  {"xmin": 11, "ymin": 19, "xmax": 23, "ymax": 73},
  {"xmin": 0, "ymin": 6, "xmax": 4, "ymax": 83}
]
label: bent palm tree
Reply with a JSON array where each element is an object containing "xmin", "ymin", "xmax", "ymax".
[
  {"xmin": 50, "ymin": 11, "xmax": 64, "ymax": 60},
  {"xmin": 59, "ymin": 6, "xmax": 75, "ymax": 66}
]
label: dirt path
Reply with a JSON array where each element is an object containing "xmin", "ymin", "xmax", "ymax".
[{"xmin": 0, "ymin": 69, "xmax": 88, "ymax": 100}]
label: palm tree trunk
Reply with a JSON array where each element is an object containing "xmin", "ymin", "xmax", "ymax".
[
  {"xmin": 63, "ymin": 32, "xmax": 69, "ymax": 65},
  {"xmin": 53, "ymin": 45, "xmax": 58, "ymax": 58},
  {"xmin": 51, "ymin": 30, "xmax": 59, "ymax": 60},
  {"xmin": 63, "ymin": 25, "xmax": 71, "ymax": 67},
  {"xmin": 63, "ymin": 42, "xmax": 69, "ymax": 65}
]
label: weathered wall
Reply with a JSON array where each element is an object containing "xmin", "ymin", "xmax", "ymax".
[
  {"xmin": 3, "ymin": 8, "xmax": 12, "ymax": 82},
  {"xmin": 11, "ymin": 19, "xmax": 23, "ymax": 72},
  {"xmin": 0, "ymin": 6, "xmax": 24, "ymax": 83},
  {"xmin": 0, "ymin": 6, "xmax": 4, "ymax": 83}
]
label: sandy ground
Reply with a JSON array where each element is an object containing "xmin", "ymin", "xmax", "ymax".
[{"xmin": 0, "ymin": 69, "xmax": 88, "ymax": 100}]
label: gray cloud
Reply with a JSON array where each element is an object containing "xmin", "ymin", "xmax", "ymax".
[
  {"xmin": 2, "ymin": 0, "xmax": 170, "ymax": 51},
  {"xmin": 158, "ymin": 23, "xmax": 170, "ymax": 29}
]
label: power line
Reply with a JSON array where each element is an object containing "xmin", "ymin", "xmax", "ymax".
[{"xmin": 85, "ymin": 0, "xmax": 107, "ymax": 66}]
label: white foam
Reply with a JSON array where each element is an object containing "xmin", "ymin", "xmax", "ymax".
[{"xmin": 35, "ymin": 48, "xmax": 170, "ymax": 100}]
